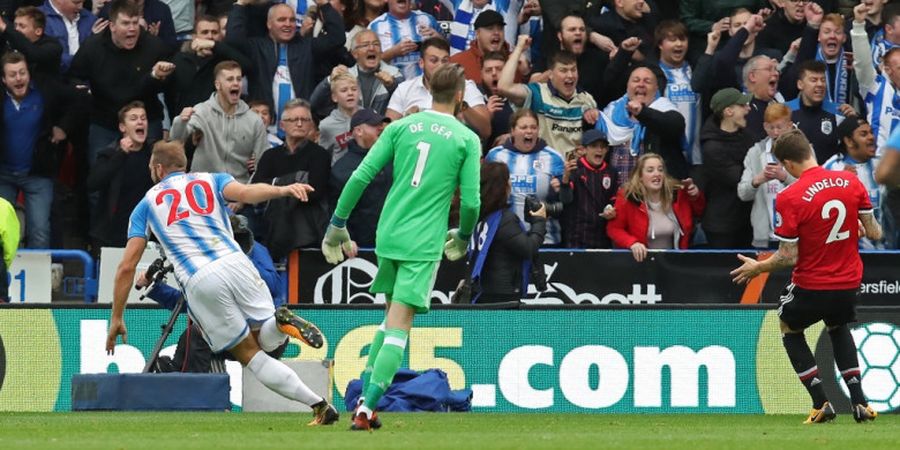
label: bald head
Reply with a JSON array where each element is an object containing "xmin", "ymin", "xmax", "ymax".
[{"xmin": 267, "ymin": 3, "xmax": 296, "ymax": 43}]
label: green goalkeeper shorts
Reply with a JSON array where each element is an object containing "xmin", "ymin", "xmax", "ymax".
[{"xmin": 371, "ymin": 257, "xmax": 440, "ymax": 314}]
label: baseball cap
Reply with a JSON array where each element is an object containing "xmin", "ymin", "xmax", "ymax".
[
  {"xmin": 350, "ymin": 109, "xmax": 390, "ymax": 129},
  {"xmin": 709, "ymin": 88, "xmax": 752, "ymax": 115},
  {"xmin": 474, "ymin": 10, "xmax": 505, "ymax": 29},
  {"xmin": 836, "ymin": 115, "xmax": 866, "ymax": 146},
  {"xmin": 581, "ymin": 129, "xmax": 608, "ymax": 146}
]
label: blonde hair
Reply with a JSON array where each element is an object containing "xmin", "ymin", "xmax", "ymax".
[
  {"xmin": 622, "ymin": 153, "xmax": 681, "ymax": 212},
  {"xmin": 151, "ymin": 141, "xmax": 188, "ymax": 171},
  {"xmin": 330, "ymin": 73, "xmax": 359, "ymax": 94}
]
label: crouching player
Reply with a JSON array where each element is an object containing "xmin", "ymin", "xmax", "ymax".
[
  {"xmin": 732, "ymin": 129, "xmax": 882, "ymax": 424},
  {"xmin": 107, "ymin": 141, "xmax": 339, "ymax": 425},
  {"xmin": 322, "ymin": 64, "xmax": 481, "ymax": 431}
]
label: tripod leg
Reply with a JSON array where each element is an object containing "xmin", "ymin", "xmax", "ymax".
[{"xmin": 142, "ymin": 296, "xmax": 187, "ymax": 373}]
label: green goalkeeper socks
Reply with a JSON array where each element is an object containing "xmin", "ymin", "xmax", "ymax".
[
  {"xmin": 360, "ymin": 322, "xmax": 386, "ymax": 395},
  {"xmin": 363, "ymin": 328, "xmax": 408, "ymax": 411}
]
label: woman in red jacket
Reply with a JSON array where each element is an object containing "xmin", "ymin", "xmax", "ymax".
[{"xmin": 608, "ymin": 153, "xmax": 706, "ymax": 261}]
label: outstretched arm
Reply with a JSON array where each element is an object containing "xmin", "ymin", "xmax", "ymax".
[
  {"xmin": 222, "ymin": 181, "xmax": 313, "ymax": 205},
  {"xmin": 731, "ymin": 240, "xmax": 798, "ymax": 284}
]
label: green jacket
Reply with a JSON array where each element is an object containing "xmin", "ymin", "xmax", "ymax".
[{"xmin": 0, "ymin": 197, "xmax": 20, "ymax": 268}]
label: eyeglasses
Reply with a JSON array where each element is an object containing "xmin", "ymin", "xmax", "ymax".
[
  {"xmin": 353, "ymin": 42, "xmax": 380, "ymax": 50},
  {"xmin": 282, "ymin": 117, "xmax": 313, "ymax": 124}
]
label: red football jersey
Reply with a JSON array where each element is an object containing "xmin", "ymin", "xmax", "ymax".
[{"xmin": 774, "ymin": 166, "xmax": 873, "ymax": 290}]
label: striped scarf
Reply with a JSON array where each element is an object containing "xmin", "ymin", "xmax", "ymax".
[
  {"xmin": 596, "ymin": 94, "xmax": 678, "ymax": 156},
  {"xmin": 449, "ymin": 0, "xmax": 497, "ymax": 54},
  {"xmin": 816, "ymin": 45, "xmax": 848, "ymax": 105}
]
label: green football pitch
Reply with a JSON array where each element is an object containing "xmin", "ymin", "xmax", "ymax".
[{"xmin": 1, "ymin": 412, "xmax": 898, "ymax": 450}]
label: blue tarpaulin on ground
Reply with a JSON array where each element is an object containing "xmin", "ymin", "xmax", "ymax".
[{"xmin": 344, "ymin": 368, "xmax": 472, "ymax": 412}]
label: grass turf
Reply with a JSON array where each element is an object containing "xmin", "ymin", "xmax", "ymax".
[{"xmin": 0, "ymin": 412, "xmax": 896, "ymax": 449}]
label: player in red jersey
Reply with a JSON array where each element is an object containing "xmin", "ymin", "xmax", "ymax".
[{"xmin": 731, "ymin": 129, "xmax": 882, "ymax": 424}]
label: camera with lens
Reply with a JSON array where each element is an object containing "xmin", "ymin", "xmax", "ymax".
[
  {"xmin": 524, "ymin": 195, "xmax": 563, "ymax": 223},
  {"xmin": 145, "ymin": 258, "xmax": 166, "ymax": 281},
  {"xmin": 522, "ymin": 196, "xmax": 550, "ymax": 292}
]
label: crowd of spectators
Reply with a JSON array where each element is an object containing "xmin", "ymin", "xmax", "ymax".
[{"xmin": 1, "ymin": 0, "xmax": 899, "ymax": 263}]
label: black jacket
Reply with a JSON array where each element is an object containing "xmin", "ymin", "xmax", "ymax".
[
  {"xmin": 0, "ymin": 25, "xmax": 62, "ymax": 79},
  {"xmin": 790, "ymin": 100, "xmax": 841, "ymax": 164},
  {"xmin": 478, "ymin": 208, "xmax": 546, "ymax": 302},
  {"xmin": 560, "ymin": 158, "xmax": 617, "ymax": 249},
  {"xmin": 253, "ymin": 139, "xmax": 331, "ymax": 258},
  {"xmin": 69, "ymin": 29, "xmax": 169, "ymax": 129},
  {"xmin": 698, "ymin": 118, "xmax": 754, "ymax": 234},
  {"xmin": 329, "ymin": 140, "xmax": 391, "ymax": 248},
  {"xmin": 225, "ymin": 3, "xmax": 345, "ymax": 111},
  {"xmin": 587, "ymin": 2, "xmax": 659, "ymax": 62},
  {"xmin": 635, "ymin": 103, "xmax": 689, "ymax": 180},
  {"xmin": 756, "ymin": 9, "xmax": 806, "ymax": 60},
  {"xmin": 165, "ymin": 41, "xmax": 253, "ymax": 120},
  {"xmin": 86, "ymin": 140, "xmax": 155, "ymax": 246},
  {"xmin": 0, "ymin": 75, "xmax": 79, "ymax": 178}
]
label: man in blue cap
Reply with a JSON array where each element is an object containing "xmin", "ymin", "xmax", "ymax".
[
  {"xmin": 559, "ymin": 128, "xmax": 619, "ymax": 248},
  {"xmin": 329, "ymin": 109, "xmax": 392, "ymax": 248}
]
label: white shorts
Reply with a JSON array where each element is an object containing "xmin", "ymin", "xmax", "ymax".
[{"xmin": 184, "ymin": 252, "xmax": 275, "ymax": 353}]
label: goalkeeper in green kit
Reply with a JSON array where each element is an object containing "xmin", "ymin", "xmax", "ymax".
[{"xmin": 321, "ymin": 64, "xmax": 482, "ymax": 431}]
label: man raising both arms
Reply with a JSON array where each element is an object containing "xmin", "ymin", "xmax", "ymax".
[
  {"xmin": 322, "ymin": 64, "xmax": 481, "ymax": 431},
  {"xmin": 106, "ymin": 141, "xmax": 340, "ymax": 425},
  {"xmin": 732, "ymin": 129, "xmax": 882, "ymax": 424}
]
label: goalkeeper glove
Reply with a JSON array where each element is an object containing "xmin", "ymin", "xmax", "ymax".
[
  {"xmin": 443, "ymin": 228, "xmax": 470, "ymax": 261},
  {"xmin": 322, "ymin": 223, "xmax": 357, "ymax": 264}
]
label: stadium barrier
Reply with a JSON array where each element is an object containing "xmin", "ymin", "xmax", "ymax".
[
  {"xmin": 287, "ymin": 249, "xmax": 900, "ymax": 306},
  {"xmin": 1, "ymin": 304, "xmax": 899, "ymax": 415}
]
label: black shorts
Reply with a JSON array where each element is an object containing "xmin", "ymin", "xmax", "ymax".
[{"xmin": 777, "ymin": 283, "xmax": 858, "ymax": 331}]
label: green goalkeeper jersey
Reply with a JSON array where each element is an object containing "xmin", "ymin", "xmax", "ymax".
[{"xmin": 333, "ymin": 110, "xmax": 482, "ymax": 261}]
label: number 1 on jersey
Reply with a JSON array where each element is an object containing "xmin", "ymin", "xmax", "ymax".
[{"xmin": 411, "ymin": 141, "xmax": 431, "ymax": 187}]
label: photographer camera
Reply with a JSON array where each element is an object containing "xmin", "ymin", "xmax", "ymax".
[
  {"xmin": 454, "ymin": 162, "xmax": 547, "ymax": 304},
  {"xmin": 136, "ymin": 215, "xmax": 286, "ymax": 373}
]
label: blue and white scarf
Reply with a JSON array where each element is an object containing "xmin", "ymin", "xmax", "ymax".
[
  {"xmin": 870, "ymin": 28, "xmax": 900, "ymax": 73},
  {"xmin": 816, "ymin": 45, "xmax": 848, "ymax": 105},
  {"xmin": 596, "ymin": 94, "xmax": 678, "ymax": 156},
  {"xmin": 449, "ymin": 0, "xmax": 498, "ymax": 54}
]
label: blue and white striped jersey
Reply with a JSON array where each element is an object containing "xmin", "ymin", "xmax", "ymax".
[
  {"xmin": 485, "ymin": 144, "xmax": 565, "ymax": 244},
  {"xmin": 282, "ymin": 0, "xmax": 315, "ymax": 27},
  {"xmin": 660, "ymin": 62, "xmax": 701, "ymax": 165},
  {"xmin": 822, "ymin": 154, "xmax": 884, "ymax": 249},
  {"xmin": 863, "ymin": 74, "xmax": 900, "ymax": 152},
  {"xmin": 128, "ymin": 172, "xmax": 241, "ymax": 286},
  {"xmin": 369, "ymin": 11, "xmax": 439, "ymax": 80}
]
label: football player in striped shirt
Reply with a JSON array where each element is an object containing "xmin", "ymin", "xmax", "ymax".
[{"xmin": 107, "ymin": 141, "xmax": 340, "ymax": 425}]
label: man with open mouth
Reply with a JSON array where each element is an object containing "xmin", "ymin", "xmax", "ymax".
[
  {"xmin": 386, "ymin": 37, "xmax": 491, "ymax": 140},
  {"xmin": 309, "ymin": 29, "xmax": 402, "ymax": 120},
  {"xmin": 789, "ymin": 9, "xmax": 851, "ymax": 108},
  {"xmin": 785, "ymin": 60, "xmax": 850, "ymax": 164},
  {"xmin": 824, "ymin": 116, "xmax": 884, "ymax": 249},
  {"xmin": 225, "ymin": 0, "xmax": 346, "ymax": 128},
  {"xmin": 170, "ymin": 60, "xmax": 269, "ymax": 193},
  {"xmin": 0, "ymin": 51, "xmax": 77, "ymax": 250},
  {"xmin": 86, "ymin": 100, "xmax": 155, "ymax": 249}
]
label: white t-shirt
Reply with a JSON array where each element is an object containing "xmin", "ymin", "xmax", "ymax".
[{"xmin": 387, "ymin": 75, "xmax": 485, "ymax": 115}]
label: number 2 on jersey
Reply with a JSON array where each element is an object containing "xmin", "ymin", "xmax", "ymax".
[
  {"xmin": 156, "ymin": 180, "xmax": 216, "ymax": 226},
  {"xmin": 821, "ymin": 199, "xmax": 850, "ymax": 244},
  {"xmin": 411, "ymin": 141, "xmax": 431, "ymax": 187}
]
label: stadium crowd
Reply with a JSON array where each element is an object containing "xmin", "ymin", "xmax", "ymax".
[{"xmin": 3, "ymin": 0, "xmax": 900, "ymax": 263}]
